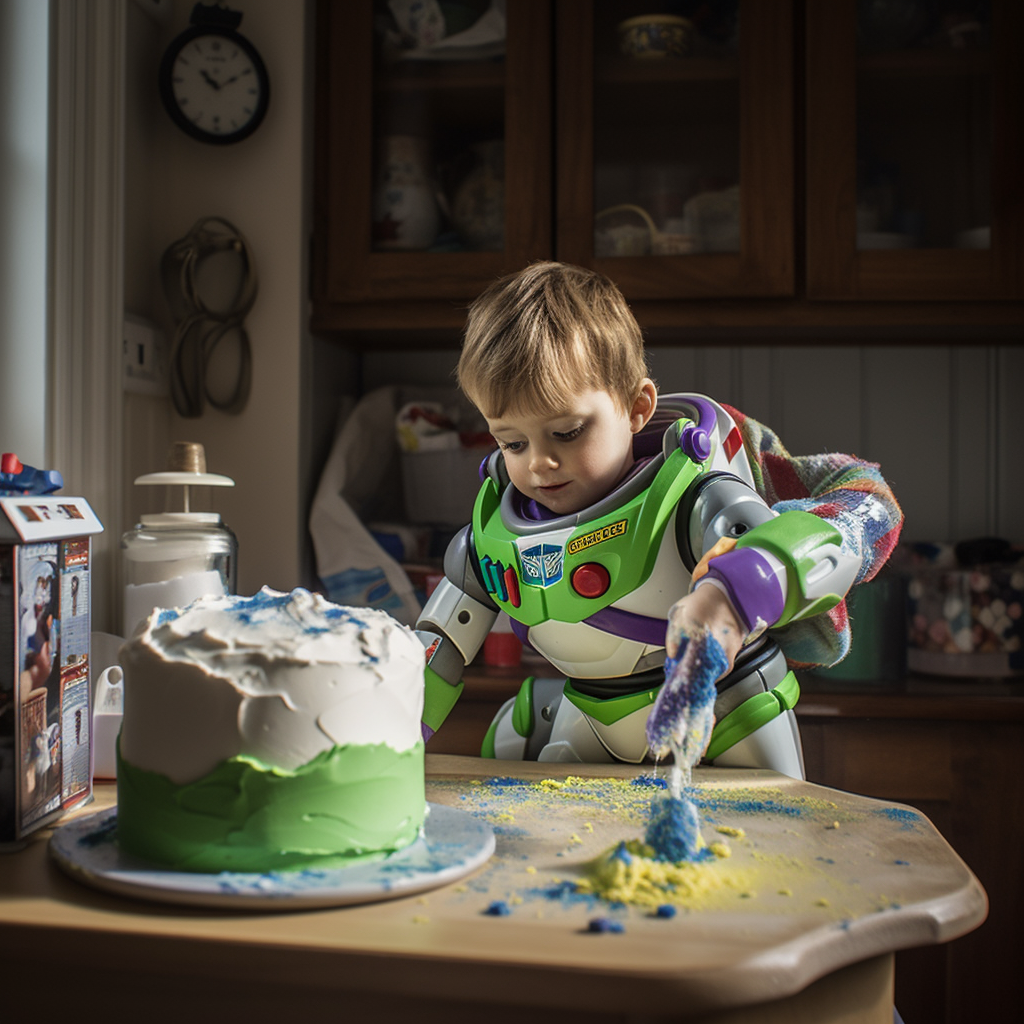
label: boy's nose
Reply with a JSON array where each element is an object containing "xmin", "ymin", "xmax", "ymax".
[{"xmin": 529, "ymin": 448, "xmax": 558, "ymax": 473}]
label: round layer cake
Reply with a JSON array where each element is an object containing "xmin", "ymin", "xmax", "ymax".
[{"xmin": 116, "ymin": 587, "xmax": 426, "ymax": 873}]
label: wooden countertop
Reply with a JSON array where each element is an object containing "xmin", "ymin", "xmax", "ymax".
[{"xmin": 0, "ymin": 756, "xmax": 986, "ymax": 1022}]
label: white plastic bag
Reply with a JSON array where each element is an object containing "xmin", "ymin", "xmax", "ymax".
[{"xmin": 309, "ymin": 385, "xmax": 484, "ymax": 625}]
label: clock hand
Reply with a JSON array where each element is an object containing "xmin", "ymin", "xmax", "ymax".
[{"xmin": 200, "ymin": 69, "xmax": 221, "ymax": 90}]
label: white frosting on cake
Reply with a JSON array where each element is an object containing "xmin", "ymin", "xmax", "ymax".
[{"xmin": 118, "ymin": 587, "xmax": 425, "ymax": 785}]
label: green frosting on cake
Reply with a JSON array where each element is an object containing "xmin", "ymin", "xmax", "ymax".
[{"xmin": 116, "ymin": 738, "xmax": 425, "ymax": 874}]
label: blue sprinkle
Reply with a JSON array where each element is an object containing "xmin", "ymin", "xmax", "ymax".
[
  {"xmin": 645, "ymin": 794, "xmax": 704, "ymax": 862},
  {"xmin": 610, "ymin": 841, "xmax": 633, "ymax": 864},
  {"xmin": 817, "ymin": 856, "xmax": 835, "ymax": 865},
  {"xmin": 631, "ymin": 775, "xmax": 668, "ymax": 789},
  {"xmin": 654, "ymin": 904, "xmax": 677, "ymax": 919},
  {"xmin": 586, "ymin": 917, "xmax": 625, "ymax": 934},
  {"xmin": 894, "ymin": 859, "xmax": 910, "ymax": 866},
  {"xmin": 483, "ymin": 900, "xmax": 511, "ymax": 916},
  {"xmin": 78, "ymin": 816, "xmax": 118, "ymax": 847},
  {"xmin": 874, "ymin": 807, "xmax": 921, "ymax": 830}
]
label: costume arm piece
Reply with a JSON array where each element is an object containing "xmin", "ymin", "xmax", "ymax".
[
  {"xmin": 696, "ymin": 511, "xmax": 859, "ymax": 632},
  {"xmin": 415, "ymin": 526, "xmax": 498, "ymax": 738},
  {"xmin": 719, "ymin": 403, "xmax": 904, "ymax": 666}
]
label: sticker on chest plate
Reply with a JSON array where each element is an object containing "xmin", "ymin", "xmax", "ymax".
[
  {"xmin": 508, "ymin": 526, "xmax": 573, "ymax": 589},
  {"xmin": 519, "ymin": 542, "xmax": 565, "ymax": 588}
]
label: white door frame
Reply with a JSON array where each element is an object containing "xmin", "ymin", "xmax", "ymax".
[{"xmin": 48, "ymin": 0, "xmax": 126, "ymax": 633}]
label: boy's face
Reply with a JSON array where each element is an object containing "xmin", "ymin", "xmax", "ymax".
[{"xmin": 484, "ymin": 384, "xmax": 655, "ymax": 515}]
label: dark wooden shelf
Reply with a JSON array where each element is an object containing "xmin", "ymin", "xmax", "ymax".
[{"xmin": 858, "ymin": 47, "xmax": 992, "ymax": 78}]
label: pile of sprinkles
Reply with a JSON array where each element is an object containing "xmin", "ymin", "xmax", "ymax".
[{"xmin": 425, "ymin": 768, "xmax": 917, "ymax": 926}]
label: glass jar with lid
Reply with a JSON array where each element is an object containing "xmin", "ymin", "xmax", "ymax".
[{"xmin": 121, "ymin": 442, "xmax": 237, "ymax": 637}]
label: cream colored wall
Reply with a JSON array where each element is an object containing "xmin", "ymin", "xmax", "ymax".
[{"xmin": 123, "ymin": 0, "xmax": 312, "ymax": 603}]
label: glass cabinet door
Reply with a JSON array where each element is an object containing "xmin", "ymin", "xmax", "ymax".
[
  {"xmin": 806, "ymin": 0, "xmax": 1024, "ymax": 300},
  {"xmin": 312, "ymin": 1, "xmax": 551, "ymax": 314},
  {"xmin": 555, "ymin": 0, "xmax": 795, "ymax": 300}
]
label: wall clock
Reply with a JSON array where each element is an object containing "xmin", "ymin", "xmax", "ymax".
[{"xmin": 159, "ymin": 3, "xmax": 270, "ymax": 145}]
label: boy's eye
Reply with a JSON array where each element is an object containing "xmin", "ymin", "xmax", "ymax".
[
  {"xmin": 499, "ymin": 440, "xmax": 525, "ymax": 454},
  {"xmin": 555, "ymin": 424, "xmax": 585, "ymax": 441}
]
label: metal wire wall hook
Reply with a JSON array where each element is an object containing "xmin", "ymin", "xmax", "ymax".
[{"xmin": 161, "ymin": 216, "xmax": 258, "ymax": 417}]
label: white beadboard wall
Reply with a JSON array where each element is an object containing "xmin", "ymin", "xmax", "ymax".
[{"xmin": 362, "ymin": 344, "xmax": 1024, "ymax": 545}]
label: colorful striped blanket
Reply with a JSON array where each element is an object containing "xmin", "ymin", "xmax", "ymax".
[{"xmin": 723, "ymin": 404, "xmax": 904, "ymax": 668}]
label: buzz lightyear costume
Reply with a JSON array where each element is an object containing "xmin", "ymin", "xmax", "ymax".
[{"xmin": 416, "ymin": 395, "xmax": 861, "ymax": 778}]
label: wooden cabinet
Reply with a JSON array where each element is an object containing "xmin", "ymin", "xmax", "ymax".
[
  {"xmin": 311, "ymin": 0, "xmax": 552, "ymax": 331},
  {"xmin": 797, "ymin": 678, "xmax": 1024, "ymax": 1024},
  {"xmin": 554, "ymin": 0, "xmax": 795, "ymax": 301},
  {"xmin": 311, "ymin": 0, "xmax": 1024, "ymax": 336},
  {"xmin": 806, "ymin": 0, "xmax": 1024, "ymax": 301}
]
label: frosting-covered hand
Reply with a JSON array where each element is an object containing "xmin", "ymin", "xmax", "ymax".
[{"xmin": 666, "ymin": 582, "xmax": 744, "ymax": 670}]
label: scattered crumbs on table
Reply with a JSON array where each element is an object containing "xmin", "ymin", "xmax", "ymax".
[
  {"xmin": 716, "ymin": 825, "xmax": 746, "ymax": 839},
  {"xmin": 586, "ymin": 916, "xmax": 625, "ymax": 934}
]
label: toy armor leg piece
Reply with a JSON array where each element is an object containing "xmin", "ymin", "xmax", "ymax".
[
  {"xmin": 708, "ymin": 640, "xmax": 806, "ymax": 780},
  {"xmin": 481, "ymin": 676, "xmax": 627, "ymax": 763},
  {"xmin": 480, "ymin": 639, "xmax": 806, "ymax": 777}
]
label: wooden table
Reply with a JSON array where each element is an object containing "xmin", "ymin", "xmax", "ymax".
[{"xmin": 0, "ymin": 755, "xmax": 986, "ymax": 1022}]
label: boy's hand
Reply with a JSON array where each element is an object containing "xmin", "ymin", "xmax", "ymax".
[{"xmin": 666, "ymin": 583, "xmax": 745, "ymax": 676}]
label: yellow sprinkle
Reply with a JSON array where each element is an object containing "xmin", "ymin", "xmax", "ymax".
[
  {"xmin": 496, "ymin": 812, "xmax": 516, "ymax": 823},
  {"xmin": 739, "ymin": 891, "xmax": 756, "ymax": 899},
  {"xmin": 539, "ymin": 778, "xmax": 568, "ymax": 790},
  {"xmin": 708, "ymin": 841, "xmax": 732, "ymax": 859},
  {"xmin": 583, "ymin": 822, "xmax": 594, "ymax": 833},
  {"xmin": 815, "ymin": 898, "xmax": 830, "ymax": 907},
  {"xmin": 828, "ymin": 821, "xmax": 840, "ymax": 830},
  {"xmin": 453, "ymin": 885, "xmax": 468, "ymax": 893},
  {"xmin": 412, "ymin": 915, "xmax": 429, "ymax": 924},
  {"xmin": 778, "ymin": 888, "xmax": 793, "ymax": 897},
  {"xmin": 525, "ymin": 865, "xmax": 537, "ymax": 875},
  {"xmin": 568, "ymin": 833, "xmax": 583, "ymax": 846},
  {"xmin": 510, "ymin": 895, "xmax": 523, "ymax": 905},
  {"xmin": 716, "ymin": 825, "xmax": 746, "ymax": 839}
]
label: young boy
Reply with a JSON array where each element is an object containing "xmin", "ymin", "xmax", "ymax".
[{"xmin": 415, "ymin": 262, "xmax": 902, "ymax": 776}]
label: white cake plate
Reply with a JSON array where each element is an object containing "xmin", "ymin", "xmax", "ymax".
[{"xmin": 49, "ymin": 803, "xmax": 494, "ymax": 911}]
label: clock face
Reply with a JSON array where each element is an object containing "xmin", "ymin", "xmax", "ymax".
[{"xmin": 160, "ymin": 29, "xmax": 269, "ymax": 144}]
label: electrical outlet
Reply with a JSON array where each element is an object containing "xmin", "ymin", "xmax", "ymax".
[{"xmin": 123, "ymin": 315, "xmax": 169, "ymax": 397}]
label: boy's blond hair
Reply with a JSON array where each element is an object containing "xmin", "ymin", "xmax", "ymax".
[{"xmin": 457, "ymin": 262, "xmax": 650, "ymax": 417}]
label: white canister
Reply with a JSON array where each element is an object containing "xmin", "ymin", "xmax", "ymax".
[{"xmin": 121, "ymin": 442, "xmax": 237, "ymax": 637}]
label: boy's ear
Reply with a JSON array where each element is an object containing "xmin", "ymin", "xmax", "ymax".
[{"xmin": 629, "ymin": 379, "xmax": 658, "ymax": 433}]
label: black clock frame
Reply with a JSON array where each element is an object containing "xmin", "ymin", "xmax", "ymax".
[{"xmin": 158, "ymin": 21, "xmax": 270, "ymax": 146}]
